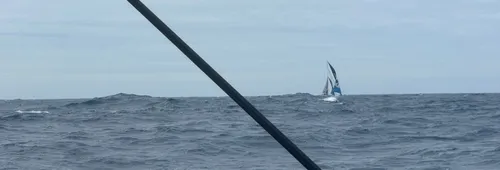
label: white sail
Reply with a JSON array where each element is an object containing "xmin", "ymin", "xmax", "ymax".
[{"xmin": 322, "ymin": 61, "xmax": 342, "ymax": 96}]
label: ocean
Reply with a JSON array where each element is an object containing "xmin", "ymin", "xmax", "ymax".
[{"xmin": 1, "ymin": 93, "xmax": 499, "ymax": 170}]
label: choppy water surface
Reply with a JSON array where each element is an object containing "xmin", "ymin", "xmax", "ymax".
[{"xmin": 1, "ymin": 93, "xmax": 499, "ymax": 170}]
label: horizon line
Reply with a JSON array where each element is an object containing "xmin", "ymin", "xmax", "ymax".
[{"xmin": 1, "ymin": 91, "xmax": 498, "ymax": 101}]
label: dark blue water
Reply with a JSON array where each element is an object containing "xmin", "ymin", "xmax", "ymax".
[{"xmin": 1, "ymin": 93, "xmax": 499, "ymax": 170}]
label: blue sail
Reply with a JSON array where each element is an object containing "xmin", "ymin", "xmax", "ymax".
[
  {"xmin": 325, "ymin": 61, "xmax": 342, "ymax": 96},
  {"xmin": 332, "ymin": 85, "xmax": 342, "ymax": 96}
]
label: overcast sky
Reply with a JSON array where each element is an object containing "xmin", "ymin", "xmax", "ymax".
[{"xmin": 1, "ymin": 0, "xmax": 499, "ymax": 99}]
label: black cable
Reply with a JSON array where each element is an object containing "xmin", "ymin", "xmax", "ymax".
[{"xmin": 125, "ymin": 0, "xmax": 322, "ymax": 169}]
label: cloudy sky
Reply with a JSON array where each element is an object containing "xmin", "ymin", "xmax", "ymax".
[{"xmin": 1, "ymin": 0, "xmax": 499, "ymax": 99}]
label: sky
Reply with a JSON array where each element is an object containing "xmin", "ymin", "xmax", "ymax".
[{"xmin": 1, "ymin": 0, "xmax": 499, "ymax": 99}]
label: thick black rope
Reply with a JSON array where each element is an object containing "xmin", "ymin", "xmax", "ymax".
[{"xmin": 125, "ymin": 0, "xmax": 321, "ymax": 169}]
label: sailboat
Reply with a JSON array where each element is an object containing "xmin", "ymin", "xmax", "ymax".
[{"xmin": 322, "ymin": 61, "xmax": 342, "ymax": 96}]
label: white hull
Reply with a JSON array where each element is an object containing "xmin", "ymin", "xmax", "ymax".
[{"xmin": 322, "ymin": 96, "xmax": 338, "ymax": 102}]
